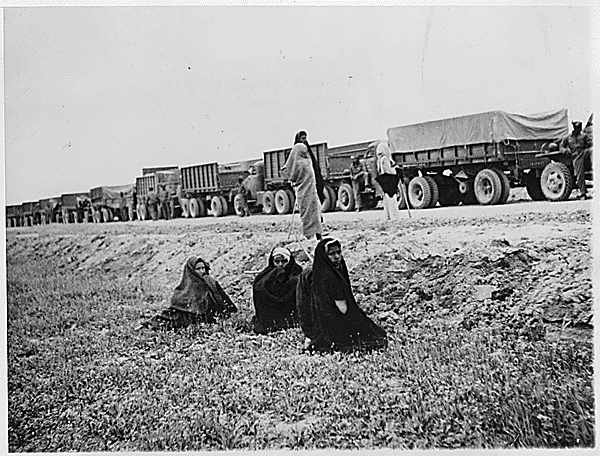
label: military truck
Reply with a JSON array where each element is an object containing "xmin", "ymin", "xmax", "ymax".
[
  {"xmin": 38, "ymin": 197, "xmax": 61, "ymax": 224},
  {"xmin": 136, "ymin": 167, "xmax": 180, "ymax": 220},
  {"xmin": 21, "ymin": 201, "xmax": 41, "ymax": 226},
  {"xmin": 60, "ymin": 192, "xmax": 91, "ymax": 223},
  {"xmin": 6, "ymin": 205, "xmax": 23, "ymax": 227},
  {"xmin": 382, "ymin": 109, "xmax": 571, "ymax": 209},
  {"xmin": 90, "ymin": 185, "xmax": 134, "ymax": 222},
  {"xmin": 181, "ymin": 159, "xmax": 257, "ymax": 217}
]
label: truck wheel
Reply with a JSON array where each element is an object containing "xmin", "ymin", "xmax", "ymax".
[
  {"xmin": 408, "ymin": 176, "xmax": 433, "ymax": 209},
  {"xmin": 423, "ymin": 176, "xmax": 440, "ymax": 208},
  {"xmin": 474, "ymin": 169, "xmax": 503, "ymax": 205},
  {"xmin": 219, "ymin": 196, "xmax": 230, "ymax": 216},
  {"xmin": 211, "ymin": 196, "xmax": 224, "ymax": 217},
  {"xmin": 275, "ymin": 189, "xmax": 292, "ymax": 214},
  {"xmin": 262, "ymin": 191, "xmax": 277, "ymax": 215},
  {"xmin": 524, "ymin": 172, "xmax": 545, "ymax": 201},
  {"xmin": 180, "ymin": 198, "xmax": 190, "ymax": 218},
  {"xmin": 234, "ymin": 194, "xmax": 244, "ymax": 216},
  {"xmin": 337, "ymin": 183, "xmax": 355, "ymax": 212},
  {"xmin": 492, "ymin": 168, "xmax": 511, "ymax": 204},
  {"xmin": 285, "ymin": 189, "xmax": 296, "ymax": 212},
  {"xmin": 540, "ymin": 162, "xmax": 574, "ymax": 201},
  {"xmin": 322, "ymin": 185, "xmax": 337, "ymax": 212},
  {"xmin": 189, "ymin": 198, "xmax": 201, "ymax": 218}
]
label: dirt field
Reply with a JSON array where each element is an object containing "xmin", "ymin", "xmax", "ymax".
[{"xmin": 5, "ymin": 195, "xmax": 595, "ymax": 451}]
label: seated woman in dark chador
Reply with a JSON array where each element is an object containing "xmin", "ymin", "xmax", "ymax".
[
  {"xmin": 251, "ymin": 246, "xmax": 303, "ymax": 334},
  {"xmin": 297, "ymin": 238, "xmax": 387, "ymax": 353},
  {"xmin": 147, "ymin": 256, "xmax": 237, "ymax": 330}
]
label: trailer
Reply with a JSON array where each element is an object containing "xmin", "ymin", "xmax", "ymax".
[
  {"xmin": 38, "ymin": 197, "xmax": 61, "ymax": 224},
  {"xmin": 384, "ymin": 109, "xmax": 571, "ymax": 209},
  {"xmin": 90, "ymin": 185, "xmax": 134, "ymax": 222},
  {"xmin": 181, "ymin": 159, "xmax": 257, "ymax": 217},
  {"xmin": 60, "ymin": 192, "xmax": 91, "ymax": 223},
  {"xmin": 135, "ymin": 169, "xmax": 180, "ymax": 220},
  {"xmin": 6, "ymin": 205, "xmax": 23, "ymax": 227}
]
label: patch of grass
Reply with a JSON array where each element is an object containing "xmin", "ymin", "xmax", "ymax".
[{"xmin": 7, "ymin": 252, "xmax": 594, "ymax": 451}]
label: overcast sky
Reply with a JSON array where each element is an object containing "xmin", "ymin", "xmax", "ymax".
[{"xmin": 4, "ymin": 5, "xmax": 592, "ymax": 206}]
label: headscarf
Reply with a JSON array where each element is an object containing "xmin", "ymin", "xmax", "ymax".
[
  {"xmin": 298, "ymin": 238, "xmax": 388, "ymax": 353},
  {"xmin": 252, "ymin": 247, "xmax": 303, "ymax": 333},
  {"xmin": 294, "ymin": 131, "xmax": 326, "ymax": 204},
  {"xmin": 169, "ymin": 256, "xmax": 237, "ymax": 321}
]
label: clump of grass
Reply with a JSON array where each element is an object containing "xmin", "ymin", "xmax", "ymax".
[{"xmin": 7, "ymin": 252, "xmax": 594, "ymax": 451}]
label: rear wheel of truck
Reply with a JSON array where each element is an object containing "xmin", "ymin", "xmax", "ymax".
[
  {"xmin": 524, "ymin": 172, "xmax": 545, "ymax": 201},
  {"xmin": 211, "ymin": 196, "xmax": 224, "ymax": 217},
  {"xmin": 219, "ymin": 196, "xmax": 230, "ymax": 216},
  {"xmin": 337, "ymin": 183, "xmax": 355, "ymax": 212},
  {"xmin": 423, "ymin": 176, "xmax": 440, "ymax": 208},
  {"xmin": 408, "ymin": 176, "xmax": 433, "ymax": 209},
  {"xmin": 189, "ymin": 198, "xmax": 205, "ymax": 218},
  {"xmin": 492, "ymin": 168, "xmax": 511, "ymax": 204},
  {"xmin": 180, "ymin": 198, "xmax": 190, "ymax": 217},
  {"xmin": 275, "ymin": 189, "xmax": 292, "ymax": 214},
  {"xmin": 286, "ymin": 189, "xmax": 296, "ymax": 212},
  {"xmin": 322, "ymin": 185, "xmax": 337, "ymax": 212},
  {"xmin": 474, "ymin": 168, "xmax": 503, "ymax": 205},
  {"xmin": 262, "ymin": 191, "xmax": 276, "ymax": 215},
  {"xmin": 540, "ymin": 162, "xmax": 574, "ymax": 201}
]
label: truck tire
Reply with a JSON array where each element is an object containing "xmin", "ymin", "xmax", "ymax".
[
  {"xmin": 180, "ymin": 198, "xmax": 190, "ymax": 218},
  {"xmin": 524, "ymin": 172, "xmax": 545, "ymax": 201},
  {"xmin": 286, "ymin": 189, "xmax": 296, "ymax": 212},
  {"xmin": 234, "ymin": 194, "xmax": 245, "ymax": 216},
  {"xmin": 540, "ymin": 162, "xmax": 574, "ymax": 201},
  {"xmin": 262, "ymin": 191, "xmax": 276, "ymax": 215},
  {"xmin": 474, "ymin": 168, "xmax": 503, "ymax": 205},
  {"xmin": 322, "ymin": 185, "xmax": 337, "ymax": 212},
  {"xmin": 423, "ymin": 176, "xmax": 440, "ymax": 208},
  {"xmin": 408, "ymin": 176, "xmax": 433, "ymax": 209},
  {"xmin": 219, "ymin": 196, "xmax": 230, "ymax": 216},
  {"xmin": 211, "ymin": 196, "xmax": 224, "ymax": 217},
  {"xmin": 492, "ymin": 168, "xmax": 511, "ymax": 204},
  {"xmin": 275, "ymin": 189, "xmax": 292, "ymax": 214},
  {"xmin": 337, "ymin": 183, "xmax": 355, "ymax": 212},
  {"xmin": 189, "ymin": 198, "xmax": 203, "ymax": 218}
]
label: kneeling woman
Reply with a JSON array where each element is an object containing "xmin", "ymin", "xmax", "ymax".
[
  {"xmin": 148, "ymin": 256, "xmax": 237, "ymax": 330},
  {"xmin": 297, "ymin": 238, "xmax": 388, "ymax": 353},
  {"xmin": 252, "ymin": 246, "xmax": 303, "ymax": 334}
]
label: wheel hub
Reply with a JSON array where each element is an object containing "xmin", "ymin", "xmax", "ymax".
[{"xmin": 547, "ymin": 172, "xmax": 564, "ymax": 193}]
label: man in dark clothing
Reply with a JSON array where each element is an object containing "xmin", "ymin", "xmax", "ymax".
[
  {"xmin": 158, "ymin": 185, "xmax": 170, "ymax": 220},
  {"xmin": 561, "ymin": 120, "xmax": 593, "ymax": 199},
  {"xmin": 235, "ymin": 176, "xmax": 251, "ymax": 217},
  {"xmin": 119, "ymin": 192, "xmax": 128, "ymax": 221},
  {"xmin": 349, "ymin": 155, "xmax": 366, "ymax": 211}
]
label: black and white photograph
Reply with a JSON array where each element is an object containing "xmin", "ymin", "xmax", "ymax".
[{"xmin": 3, "ymin": 2, "xmax": 596, "ymax": 453}]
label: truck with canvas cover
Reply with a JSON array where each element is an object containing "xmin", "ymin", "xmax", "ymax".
[
  {"xmin": 260, "ymin": 142, "xmax": 331, "ymax": 215},
  {"xmin": 90, "ymin": 185, "xmax": 134, "ymax": 222},
  {"xmin": 136, "ymin": 169, "xmax": 180, "ymax": 220},
  {"xmin": 181, "ymin": 159, "xmax": 257, "ymax": 218},
  {"xmin": 385, "ymin": 109, "xmax": 570, "ymax": 209},
  {"xmin": 21, "ymin": 201, "xmax": 42, "ymax": 226},
  {"xmin": 6, "ymin": 205, "xmax": 23, "ymax": 227},
  {"xmin": 60, "ymin": 192, "xmax": 91, "ymax": 223}
]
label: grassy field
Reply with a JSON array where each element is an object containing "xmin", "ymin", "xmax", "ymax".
[{"xmin": 6, "ymin": 225, "xmax": 594, "ymax": 451}]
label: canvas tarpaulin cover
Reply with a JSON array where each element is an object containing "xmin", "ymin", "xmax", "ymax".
[
  {"xmin": 386, "ymin": 109, "xmax": 569, "ymax": 153},
  {"xmin": 92, "ymin": 184, "xmax": 135, "ymax": 206}
]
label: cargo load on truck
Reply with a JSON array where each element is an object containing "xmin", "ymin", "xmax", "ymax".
[
  {"xmin": 90, "ymin": 184, "xmax": 134, "ymax": 222},
  {"xmin": 384, "ymin": 109, "xmax": 570, "ymax": 209}
]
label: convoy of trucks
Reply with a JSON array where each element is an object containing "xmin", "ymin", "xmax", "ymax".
[{"xmin": 6, "ymin": 109, "xmax": 593, "ymax": 227}]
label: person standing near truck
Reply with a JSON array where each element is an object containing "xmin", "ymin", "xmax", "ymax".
[
  {"xmin": 350, "ymin": 155, "xmax": 366, "ymax": 212},
  {"xmin": 158, "ymin": 185, "xmax": 170, "ymax": 220},
  {"xmin": 146, "ymin": 187, "xmax": 159, "ymax": 221},
  {"xmin": 561, "ymin": 121, "xmax": 593, "ymax": 200},
  {"xmin": 235, "ymin": 176, "xmax": 251, "ymax": 217},
  {"xmin": 375, "ymin": 141, "xmax": 401, "ymax": 220},
  {"xmin": 119, "ymin": 192, "xmax": 129, "ymax": 221},
  {"xmin": 295, "ymin": 131, "xmax": 326, "ymax": 205}
]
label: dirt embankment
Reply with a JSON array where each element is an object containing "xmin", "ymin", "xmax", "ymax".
[{"xmin": 6, "ymin": 207, "xmax": 592, "ymax": 341}]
